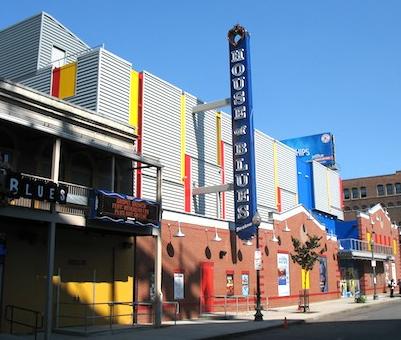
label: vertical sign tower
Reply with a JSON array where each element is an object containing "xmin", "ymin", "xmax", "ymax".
[{"xmin": 228, "ymin": 25, "xmax": 258, "ymax": 241}]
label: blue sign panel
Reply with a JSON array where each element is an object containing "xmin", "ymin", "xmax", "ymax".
[
  {"xmin": 281, "ymin": 133, "xmax": 336, "ymax": 167},
  {"xmin": 88, "ymin": 190, "xmax": 160, "ymax": 228},
  {"xmin": 228, "ymin": 25, "xmax": 257, "ymax": 240}
]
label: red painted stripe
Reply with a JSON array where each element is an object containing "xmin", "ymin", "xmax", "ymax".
[
  {"xmin": 51, "ymin": 67, "xmax": 61, "ymax": 97},
  {"xmin": 277, "ymin": 187, "xmax": 282, "ymax": 212},
  {"xmin": 220, "ymin": 141, "xmax": 226, "ymax": 219},
  {"xmin": 135, "ymin": 73, "xmax": 143, "ymax": 198},
  {"xmin": 184, "ymin": 154, "xmax": 191, "ymax": 212}
]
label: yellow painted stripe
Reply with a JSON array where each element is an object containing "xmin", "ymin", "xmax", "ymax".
[
  {"xmin": 59, "ymin": 62, "xmax": 76, "ymax": 99},
  {"xmin": 393, "ymin": 239, "xmax": 397, "ymax": 255},
  {"xmin": 180, "ymin": 93, "xmax": 186, "ymax": 182},
  {"xmin": 273, "ymin": 142, "xmax": 279, "ymax": 206},
  {"xmin": 216, "ymin": 111, "xmax": 222, "ymax": 165},
  {"xmin": 367, "ymin": 232, "xmax": 371, "ymax": 251},
  {"xmin": 129, "ymin": 70, "xmax": 139, "ymax": 132}
]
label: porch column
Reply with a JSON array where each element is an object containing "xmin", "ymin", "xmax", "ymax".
[
  {"xmin": 110, "ymin": 155, "xmax": 115, "ymax": 191},
  {"xmin": 154, "ymin": 167, "xmax": 163, "ymax": 326},
  {"xmin": 45, "ymin": 137, "xmax": 61, "ymax": 339}
]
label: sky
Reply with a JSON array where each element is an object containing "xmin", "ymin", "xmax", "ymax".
[{"xmin": 1, "ymin": 0, "xmax": 401, "ymax": 179}]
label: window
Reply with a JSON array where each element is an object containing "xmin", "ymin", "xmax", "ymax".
[
  {"xmin": 352, "ymin": 206, "xmax": 359, "ymax": 211},
  {"xmin": 352, "ymin": 187, "xmax": 359, "ymax": 199},
  {"xmin": 344, "ymin": 188, "xmax": 350, "ymax": 200},
  {"xmin": 395, "ymin": 183, "xmax": 401, "ymax": 194},
  {"xmin": 388, "ymin": 202, "xmax": 394, "ymax": 207},
  {"xmin": 344, "ymin": 206, "xmax": 351, "ymax": 211},
  {"xmin": 360, "ymin": 187, "xmax": 367, "ymax": 198},
  {"xmin": 377, "ymin": 184, "xmax": 385, "ymax": 196},
  {"xmin": 361, "ymin": 205, "xmax": 367, "ymax": 210},
  {"xmin": 51, "ymin": 46, "xmax": 66, "ymax": 68},
  {"xmin": 386, "ymin": 184, "xmax": 394, "ymax": 195}
]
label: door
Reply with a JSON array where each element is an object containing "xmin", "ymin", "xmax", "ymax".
[{"xmin": 200, "ymin": 262, "xmax": 214, "ymax": 313}]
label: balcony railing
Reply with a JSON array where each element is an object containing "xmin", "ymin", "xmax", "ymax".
[
  {"xmin": 8, "ymin": 173, "xmax": 90, "ymax": 217},
  {"xmin": 338, "ymin": 238, "xmax": 393, "ymax": 257}
]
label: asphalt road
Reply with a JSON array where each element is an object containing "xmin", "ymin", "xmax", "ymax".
[{"xmin": 235, "ymin": 299, "xmax": 401, "ymax": 340}]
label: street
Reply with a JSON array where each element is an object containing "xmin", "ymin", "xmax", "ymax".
[{"xmin": 234, "ymin": 300, "xmax": 401, "ymax": 340}]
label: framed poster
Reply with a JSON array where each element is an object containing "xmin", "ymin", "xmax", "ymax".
[
  {"xmin": 277, "ymin": 253, "xmax": 290, "ymax": 296},
  {"xmin": 319, "ymin": 257, "xmax": 328, "ymax": 292},
  {"xmin": 241, "ymin": 273, "xmax": 249, "ymax": 296},
  {"xmin": 174, "ymin": 272, "xmax": 184, "ymax": 300},
  {"xmin": 226, "ymin": 273, "xmax": 234, "ymax": 296}
]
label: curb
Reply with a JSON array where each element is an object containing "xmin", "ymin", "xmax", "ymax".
[{"xmin": 199, "ymin": 319, "xmax": 306, "ymax": 339}]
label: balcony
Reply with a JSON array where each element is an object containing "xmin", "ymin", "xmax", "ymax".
[
  {"xmin": 6, "ymin": 173, "xmax": 90, "ymax": 223},
  {"xmin": 338, "ymin": 238, "xmax": 394, "ymax": 261}
]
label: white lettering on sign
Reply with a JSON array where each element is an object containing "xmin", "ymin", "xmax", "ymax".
[
  {"xmin": 237, "ymin": 205, "xmax": 249, "ymax": 219},
  {"xmin": 237, "ymin": 188, "xmax": 249, "ymax": 202},
  {"xmin": 234, "ymin": 125, "xmax": 247, "ymax": 136},
  {"xmin": 233, "ymin": 91, "xmax": 245, "ymax": 105},
  {"xmin": 231, "ymin": 49, "xmax": 245, "ymax": 62},
  {"xmin": 231, "ymin": 63, "xmax": 245, "ymax": 76},
  {"xmin": 233, "ymin": 106, "xmax": 246, "ymax": 120},
  {"xmin": 234, "ymin": 142, "xmax": 247, "ymax": 155},
  {"xmin": 235, "ymin": 158, "xmax": 248, "ymax": 171}
]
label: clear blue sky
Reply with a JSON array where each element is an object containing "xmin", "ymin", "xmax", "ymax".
[{"xmin": 2, "ymin": 1, "xmax": 401, "ymax": 179}]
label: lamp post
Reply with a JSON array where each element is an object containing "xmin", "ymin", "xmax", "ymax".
[
  {"xmin": 252, "ymin": 212, "xmax": 263, "ymax": 321},
  {"xmin": 370, "ymin": 231, "xmax": 378, "ymax": 300}
]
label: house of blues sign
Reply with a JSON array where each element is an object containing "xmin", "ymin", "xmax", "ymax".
[{"xmin": 228, "ymin": 25, "xmax": 258, "ymax": 240}]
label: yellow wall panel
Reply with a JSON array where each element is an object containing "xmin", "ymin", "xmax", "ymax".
[
  {"xmin": 59, "ymin": 62, "xmax": 77, "ymax": 99},
  {"xmin": 301, "ymin": 269, "xmax": 310, "ymax": 289},
  {"xmin": 129, "ymin": 70, "xmax": 139, "ymax": 132},
  {"xmin": 216, "ymin": 112, "xmax": 222, "ymax": 165},
  {"xmin": 180, "ymin": 93, "xmax": 186, "ymax": 182}
]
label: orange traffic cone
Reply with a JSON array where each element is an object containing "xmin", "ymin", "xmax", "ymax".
[{"xmin": 283, "ymin": 317, "xmax": 288, "ymax": 329}]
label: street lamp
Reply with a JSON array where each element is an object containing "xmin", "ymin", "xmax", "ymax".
[
  {"xmin": 370, "ymin": 231, "xmax": 378, "ymax": 300},
  {"xmin": 252, "ymin": 212, "xmax": 263, "ymax": 321}
]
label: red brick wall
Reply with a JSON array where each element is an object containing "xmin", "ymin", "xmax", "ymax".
[{"xmin": 135, "ymin": 208, "xmax": 341, "ymax": 320}]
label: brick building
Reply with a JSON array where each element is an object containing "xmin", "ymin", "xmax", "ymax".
[{"xmin": 342, "ymin": 171, "xmax": 401, "ymax": 225}]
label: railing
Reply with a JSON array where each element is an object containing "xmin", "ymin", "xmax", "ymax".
[
  {"xmin": 56, "ymin": 300, "xmax": 180, "ymax": 331},
  {"xmin": 203, "ymin": 295, "xmax": 269, "ymax": 318},
  {"xmin": 8, "ymin": 173, "xmax": 90, "ymax": 216},
  {"xmin": 338, "ymin": 238, "xmax": 393, "ymax": 256},
  {"xmin": 5, "ymin": 305, "xmax": 43, "ymax": 340}
]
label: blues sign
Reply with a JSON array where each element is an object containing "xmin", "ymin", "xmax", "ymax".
[{"xmin": 228, "ymin": 25, "xmax": 257, "ymax": 240}]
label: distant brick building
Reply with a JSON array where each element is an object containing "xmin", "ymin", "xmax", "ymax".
[{"xmin": 342, "ymin": 171, "xmax": 401, "ymax": 226}]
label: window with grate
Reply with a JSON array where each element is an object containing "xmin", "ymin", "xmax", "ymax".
[
  {"xmin": 360, "ymin": 187, "xmax": 367, "ymax": 198},
  {"xmin": 395, "ymin": 183, "xmax": 401, "ymax": 194},
  {"xmin": 352, "ymin": 187, "xmax": 359, "ymax": 199},
  {"xmin": 386, "ymin": 183, "xmax": 394, "ymax": 195},
  {"xmin": 344, "ymin": 188, "xmax": 350, "ymax": 200},
  {"xmin": 377, "ymin": 184, "xmax": 385, "ymax": 196}
]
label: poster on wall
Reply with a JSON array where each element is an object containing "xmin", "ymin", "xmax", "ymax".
[
  {"xmin": 241, "ymin": 273, "xmax": 249, "ymax": 296},
  {"xmin": 174, "ymin": 273, "xmax": 184, "ymax": 300},
  {"xmin": 226, "ymin": 273, "xmax": 234, "ymax": 296},
  {"xmin": 319, "ymin": 257, "xmax": 328, "ymax": 292},
  {"xmin": 277, "ymin": 253, "xmax": 290, "ymax": 296}
]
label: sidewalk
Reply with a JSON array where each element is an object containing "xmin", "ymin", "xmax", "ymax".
[{"xmin": 1, "ymin": 294, "xmax": 400, "ymax": 340}]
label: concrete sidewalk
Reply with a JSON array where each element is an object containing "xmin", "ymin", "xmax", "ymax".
[{"xmin": 1, "ymin": 294, "xmax": 400, "ymax": 339}]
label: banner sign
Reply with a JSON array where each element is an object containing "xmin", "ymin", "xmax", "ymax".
[
  {"xmin": 277, "ymin": 253, "xmax": 290, "ymax": 296},
  {"xmin": 281, "ymin": 132, "xmax": 336, "ymax": 168},
  {"xmin": 89, "ymin": 190, "xmax": 160, "ymax": 228},
  {"xmin": 228, "ymin": 24, "xmax": 257, "ymax": 240},
  {"xmin": 6, "ymin": 171, "xmax": 68, "ymax": 204}
]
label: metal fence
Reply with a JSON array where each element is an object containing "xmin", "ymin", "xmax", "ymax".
[{"xmin": 201, "ymin": 295, "xmax": 269, "ymax": 318}]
